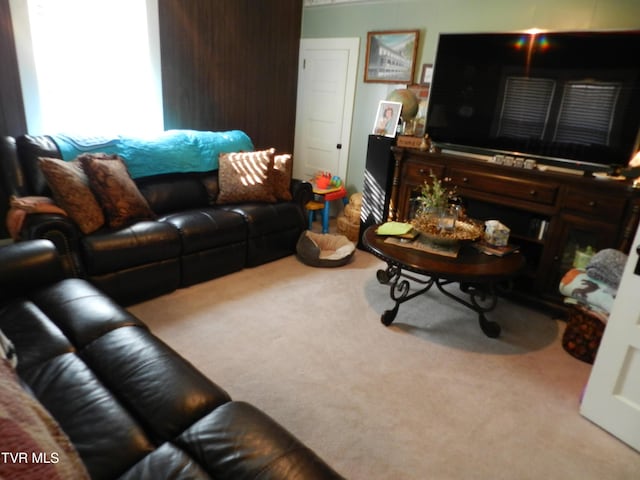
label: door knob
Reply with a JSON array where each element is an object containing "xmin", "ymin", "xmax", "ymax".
[{"xmin": 336, "ymin": 143, "xmax": 342, "ymax": 149}]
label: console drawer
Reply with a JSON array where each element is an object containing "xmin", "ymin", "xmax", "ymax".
[
  {"xmin": 403, "ymin": 161, "xmax": 445, "ymax": 184},
  {"xmin": 564, "ymin": 188, "xmax": 626, "ymax": 221},
  {"xmin": 449, "ymin": 168, "xmax": 559, "ymax": 205}
]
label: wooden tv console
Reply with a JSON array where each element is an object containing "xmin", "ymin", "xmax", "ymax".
[{"xmin": 388, "ymin": 147, "xmax": 640, "ymax": 311}]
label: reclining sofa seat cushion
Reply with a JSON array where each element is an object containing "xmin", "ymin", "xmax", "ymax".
[
  {"xmin": 79, "ymin": 220, "xmax": 183, "ymax": 305},
  {"xmin": 159, "ymin": 208, "xmax": 248, "ymax": 286},
  {"xmin": 136, "ymin": 171, "xmax": 249, "ymax": 286},
  {"xmin": 226, "ymin": 201, "xmax": 308, "ymax": 267}
]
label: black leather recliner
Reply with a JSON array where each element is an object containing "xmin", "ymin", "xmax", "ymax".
[
  {"xmin": 0, "ymin": 239, "xmax": 343, "ymax": 480},
  {"xmin": 0, "ymin": 134, "xmax": 312, "ymax": 306}
]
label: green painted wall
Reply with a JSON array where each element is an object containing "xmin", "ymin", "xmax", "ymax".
[{"xmin": 301, "ymin": 0, "xmax": 640, "ymax": 192}]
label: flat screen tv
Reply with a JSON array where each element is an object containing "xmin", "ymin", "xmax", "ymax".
[{"xmin": 426, "ymin": 30, "xmax": 640, "ymax": 173}]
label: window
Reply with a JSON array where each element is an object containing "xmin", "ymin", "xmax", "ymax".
[{"xmin": 10, "ymin": 0, "xmax": 162, "ymax": 135}]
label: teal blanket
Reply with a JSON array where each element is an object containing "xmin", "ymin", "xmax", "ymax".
[{"xmin": 51, "ymin": 130, "xmax": 254, "ymax": 179}]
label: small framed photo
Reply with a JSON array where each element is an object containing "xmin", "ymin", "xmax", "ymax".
[
  {"xmin": 365, "ymin": 30, "xmax": 420, "ymax": 84},
  {"xmin": 420, "ymin": 63, "xmax": 434, "ymax": 85},
  {"xmin": 373, "ymin": 100, "xmax": 402, "ymax": 137},
  {"xmin": 408, "ymin": 84, "xmax": 430, "ymax": 136}
]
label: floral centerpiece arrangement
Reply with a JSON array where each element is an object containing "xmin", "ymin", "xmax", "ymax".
[
  {"xmin": 414, "ymin": 170, "xmax": 456, "ymax": 213},
  {"xmin": 412, "ymin": 171, "xmax": 482, "ymax": 243}
]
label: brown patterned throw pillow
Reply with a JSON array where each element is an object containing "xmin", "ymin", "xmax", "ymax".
[
  {"xmin": 217, "ymin": 149, "xmax": 277, "ymax": 204},
  {"xmin": 39, "ymin": 157, "xmax": 105, "ymax": 234},
  {"xmin": 272, "ymin": 153, "xmax": 293, "ymax": 201},
  {"xmin": 79, "ymin": 153, "xmax": 155, "ymax": 228}
]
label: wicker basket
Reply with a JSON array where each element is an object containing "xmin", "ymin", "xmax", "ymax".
[
  {"xmin": 561, "ymin": 305, "xmax": 605, "ymax": 364},
  {"xmin": 343, "ymin": 203, "xmax": 360, "ymax": 223},
  {"xmin": 337, "ymin": 214, "xmax": 359, "ymax": 242}
]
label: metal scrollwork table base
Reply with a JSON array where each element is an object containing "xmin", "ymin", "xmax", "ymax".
[{"xmin": 363, "ymin": 226, "xmax": 525, "ymax": 338}]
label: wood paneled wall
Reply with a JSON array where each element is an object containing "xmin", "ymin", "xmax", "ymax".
[
  {"xmin": 0, "ymin": 0, "xmax": 27, "ymax": 138},
  {"xmin": 0, "ymin": 0, "xmax": 26, "ymax": 237},
  {"xmin": 158, "ymin": 0, "xmax": 302, "ymax": 152}
]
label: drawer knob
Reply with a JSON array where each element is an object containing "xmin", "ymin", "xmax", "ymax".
[
  {"xmin": 462, "ymin": 177, "xmax": 469, "ymax": 183},
  {"xmin": 588, "ymin": 200, "xmax": 597, "ymax": 207},
  {"xmin": 529, "ymin": 189, "xmax": 537, "ymax": 196},
  {"xmin": 419, "ymin": 168, "xmax": 426, "ymax": 175}
]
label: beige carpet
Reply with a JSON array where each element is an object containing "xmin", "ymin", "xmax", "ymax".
[{"xmin": 128, "ymin": 250, "xmax": 640, "ymax": 479}]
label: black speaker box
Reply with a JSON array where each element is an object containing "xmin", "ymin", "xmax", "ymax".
[{"xmin": 358, "ymin": 135, "xmax": 395, "ymax": 249}]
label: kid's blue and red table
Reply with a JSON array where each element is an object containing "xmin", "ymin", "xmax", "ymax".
[{"xmin": 306, "ymin": 185, "xmax": 348, "ymax": 233}]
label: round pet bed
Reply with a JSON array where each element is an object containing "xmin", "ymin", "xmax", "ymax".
[{"xmin": 296, "ymin": 231, "xmax": 355, "ymax": 268}]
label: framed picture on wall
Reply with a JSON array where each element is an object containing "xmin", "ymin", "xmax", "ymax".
[
  {"xmin": 364, "ymin": 30, "xmax": 420, "ymax": 83},
  {"xmin": 372, "ymin": 100, "xmax": 402, "ymax": 137}
]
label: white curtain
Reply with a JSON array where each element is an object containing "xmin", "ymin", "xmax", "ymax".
[{"xmin": 10, "ymin": 0, "xmax": 163, "ymax": 136}]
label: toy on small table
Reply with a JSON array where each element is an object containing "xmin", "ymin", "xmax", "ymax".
[
  {"xmin": 315, "ymin": 171, "xmax": 332, "ymax": 189},
  {"xmin": 314, "ymin": 171, "xmax": 343, "ymax": 190}
]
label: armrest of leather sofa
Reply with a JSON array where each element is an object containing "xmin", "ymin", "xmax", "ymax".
[
  {"xmin": 174, "ymin": 401, "xmax": 345, "ymax": 480},
  {"xmin": 291, "ymin": 179, "xmax": 313, "ymax": 209},
  {"xmin": 0, "ymin": 239, "xmax": 66, "ymax": 302},
  {"xmin": 19, "ymin": 213, "xmax": 84, "ymax": 277}
]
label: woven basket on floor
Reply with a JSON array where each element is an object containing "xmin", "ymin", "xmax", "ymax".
[
  {"xmin": 336, "ymin": 192, "xmax": 361, "ymax": 242},
  {"xmin": 343, "ymin": 203, "xmax": 360, "ymax": 223},
  {"xmin": 337, "ymin": 214, "xmax": 359, "ymax": 242},
  {"xmin": 561, "ymin": 305, "xmax": 605, "ymax": 364}
]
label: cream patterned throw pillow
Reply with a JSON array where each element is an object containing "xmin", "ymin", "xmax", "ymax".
[
  {"xmin": 217, "ymin": 149, "xmax": 277, "ymax": 204},
  {"xmin": 272, "ymin": 153, "xmax": 293, "ymax": 201}
]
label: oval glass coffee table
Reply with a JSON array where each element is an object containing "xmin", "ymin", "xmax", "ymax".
[{"xmin": 362, "ymin": 225, "xmax": 525, "ymax": 338}]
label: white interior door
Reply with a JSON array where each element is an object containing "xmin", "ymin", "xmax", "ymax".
[
  {"xmin": 293, "ymin": 38, "xmax": 359, "ymax": 183},
  {"xmin": 581, "ymin": 223, "xmax": 640, "ymax": 451}
]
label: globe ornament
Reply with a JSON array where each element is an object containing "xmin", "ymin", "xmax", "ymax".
[{"xmin": 386, "ymin": 88, "xmax": 419, "ymax": 120}]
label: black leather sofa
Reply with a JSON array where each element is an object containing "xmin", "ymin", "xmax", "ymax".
[
  {"xmin": 0, "ymin": 133, "xmax": 311, "ymax": 306},
  {"xmin": 0, "ymin": 239, "xmax": 343, "ymax": 480}
]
